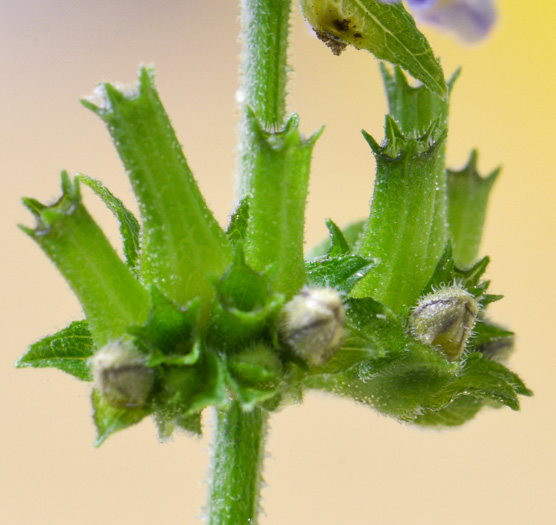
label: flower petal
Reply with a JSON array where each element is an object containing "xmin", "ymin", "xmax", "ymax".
[
  {"xmin": 377, "ymin": 0, "xmax": 497, "ymax": 42},
  {"xmin": 409, "ymin": 0, "xmax": 497, "ymax": 42}
]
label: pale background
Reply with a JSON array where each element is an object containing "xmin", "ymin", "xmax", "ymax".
[{"xmin": 1, "ymin": 1, "xmax": 554, "ymax": 524}]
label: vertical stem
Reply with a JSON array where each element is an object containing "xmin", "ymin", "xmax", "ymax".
[
  {"xmin": 205, "ymin": 3, "xmax": 291, "ymax": 520},
  {"xmin": 207, "ymin": 402, "xmax": 269, "ymax": 525},
  {"xmin": 237, "ymin": 0, "xmax": 292, "ymax": 197}
]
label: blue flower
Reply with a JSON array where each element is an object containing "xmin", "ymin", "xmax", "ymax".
[{"xmin": 379, "ymin": 0, "xmax": 497, "ymax": 42}]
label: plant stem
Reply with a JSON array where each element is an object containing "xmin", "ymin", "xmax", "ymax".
[
  {"xmin": 204, "ymin": 2, "xmax": 292, "ymax": 521},
  {"xmin": 236, "ymin": 0, "xmax": 292, "ymax": 197},
  {"xmin": 207, "ymin": 402, "xmax": 268, "ymax": 524}
]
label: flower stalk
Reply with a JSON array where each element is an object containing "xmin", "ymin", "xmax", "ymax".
[
  {"xmin": 207, "ymin": 403, "xmax": 268, "ymax": 525},
  {"xmin": 206, "ymin": 0, "xmax": 294, "ymax": 521}
]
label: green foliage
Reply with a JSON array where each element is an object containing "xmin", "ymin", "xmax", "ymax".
[
  {"xmin": 77, "ymin": 174, "xmax": 140, "ymax": 273},
  {"xmin": 16, "ymin": 320, "xmax": 94, "ymax": 381},
  {"xmin": 298, "ymin": 0, "xmax": 447, "ymax": 97},
  {"xmin": 305, "ymin": 219, "xmax": 377, "ymax": 292},
  {"xmin": 306, "ymin": 218, "xmax": 365, "ymax": 258},
  {"xmin": 92, "ymin": 389, "xmax": 152, "ymax": 446}
]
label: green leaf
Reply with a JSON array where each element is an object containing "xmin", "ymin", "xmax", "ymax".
[
  {"xmin": 309, "ymin": 344, "xmax": 531, "ymax": 422},
  {"xmin": 77, "ymin": 175, "xmax": 140, "ymax": 273},
  {"xmin": 306, "ymin": 219, "xmax": 365, "ymax": 259},
  {"xmin": 16, "ymin": 320, "xmax": 94, "ymax": 381},
  {"xmin": 447, "ymin": 150, "xmax": 499, "ymax": 267},
  {"xmin": 299, "ymin": 0, "xmax": 447, "ymax": 98},
  {"xmin": 227, "ymin": 198, "xmax": 250, "ymax": 246},
  {"xmin": 306, "ymin": 255, "xmax": 376, "ymax": 293},
  {"xmin": 244, "ymin": 111, "xmax": 322, "ymax": 297},
  {"xmin": 351, "ymin": 119, "xmax": 448, "ymax": 311},
  {"xmin": 413, "ymin": 396, "xmax": 485, "ymax": 427},
  {"xmin": 324, "ymin": 218, "xmax": 350, "ymax": 256},
  {"xmin": 175, "ymin": 412, "xmax": 203, "ymax": 435},
  {"xmin": 20, "ymin": 173, "xmax": 150, "ymax": 347},
  {"xmin": 92, "ymin": 389, "xmax": 152, "ymax": 446},
  {"xmin": 442, "ymin": 353, "xmax": 532, "ymax": 407},
  {"xmin": 82, "ymin": 67, "xmax": 232, "ymax": 311}
]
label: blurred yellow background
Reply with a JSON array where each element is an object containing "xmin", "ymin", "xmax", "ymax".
[{"xmin": 1, "ymin": 1, "xmax": 554, "ymax": 524}]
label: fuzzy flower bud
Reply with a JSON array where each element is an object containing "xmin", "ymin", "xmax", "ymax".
[
  {"xmin": 90, "ymin": 339, "xmax": 154, "ymax": 408},
  {"xmin": 278, "ymin": 287, "xmax": 345, "ymax": 366},
  {"xmin": 409, "ymin": 284, "xmax": 479, "ymax": 361}
]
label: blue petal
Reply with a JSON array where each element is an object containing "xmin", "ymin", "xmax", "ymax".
[
  {"xmin": 408, "ymin": 0, "xmax": 497, "ymax": 42},
  {"xmin": 377, "ymin": 0, "xmax": 497, "ymax": 43}
]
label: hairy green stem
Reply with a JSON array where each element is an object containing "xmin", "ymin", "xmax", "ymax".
[
  {"xmin": 205, "ymin": 1, "xmax": 293, "ymax": 520},
  {"xmin": 237, "ymin": 0, "xmax": 292, "ymax": 197},
  {"xmin": 207, "ymin": 403, "xmax": 268, "ymax": 524}
]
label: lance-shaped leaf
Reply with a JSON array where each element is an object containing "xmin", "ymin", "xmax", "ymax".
[
  {"xmin": 447, "ymin": 150, "xmax": 499, "ymax": 267},
  {"xmin": 299, "ymin": 0, "xmax": 447, "ymax": 97},
  {"xmin": 309, "ymin": 343, "xmax": 531, "ymax": 422},
  {"xmin": 413, "ymin": 353, "xmax": 531, "ymax": 427},
  {"xmin": 16, "ymin": 320, "xmax": 94, "ymax": 381},
  {"xmin": 412, "ymin": 396, "xmax": 485, "ymax": 427},
  {"xmin": 305, "ymin": 219, "xmax": 377, "ymax": 293},
  {"xmin": 323, "ymin": 218, "xmax": 351, "ymax": 256},
  {"xmin": 77, "ymin": 175, "xmax": 140, "ymax": 273},
  {"xmin": 306, "ymin": 219, "xmax": 365, "ymax": 259},
  {"xmin": 92, "ymin": 389, "xmax": 152, "ymax": 446},
  {"xmin": 352, "ymin": 118, "xmax": 448, "ymax": 312},
  {"xmin": 82, "ymin": 67, "xmax": 232, "ymax": 311},
  {"xmin": 245, "ymin": 111, "xmax": 321, "ymax": 298},
  {"xmin": 20, "ymin": 173, "xmax": 150, "ymax": 347},
  {"xmin": 226, "ymin": 197, "xmax": 250, "ymax": 247}
]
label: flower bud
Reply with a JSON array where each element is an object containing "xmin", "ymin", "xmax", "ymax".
[
  {"xmin": 90, "ymin": 339, "xmax": 154, "ymax": 408},
  {"xmin": 409, "ymin": 284, "xmax": 479, "ymax": 361},
  {"xmin": 278, "ymin": 287, "xmax": 345, "ymax": 366}
]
